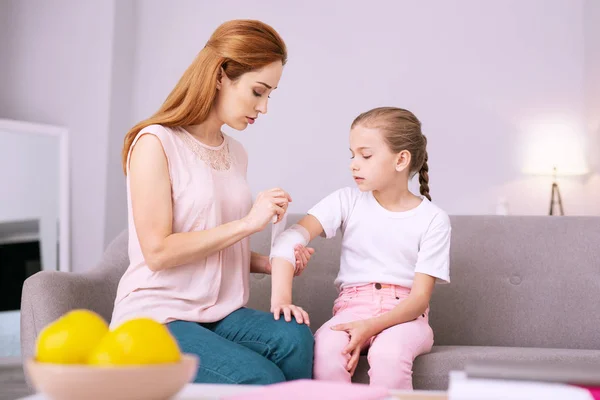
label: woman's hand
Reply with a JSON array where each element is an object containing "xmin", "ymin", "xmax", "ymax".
[
  {"xmin": 244, "ymin": 188, "xmax": 291, "ymax": 233},
  {"xmin": 331, "ymin": 319, "xmax": 378, "ymax": 374},
  {"xmin": 271, "ymin": 303, "xmax": 310, "ymax": 326}
]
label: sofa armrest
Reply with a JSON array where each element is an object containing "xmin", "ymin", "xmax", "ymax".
[
  {"xmin": 20, "ymin": 230, "xmax": 129, "ymax": 391},
  {"xmin": 20, "ymin": 270, "xmax": 116, "ymax": 364}
]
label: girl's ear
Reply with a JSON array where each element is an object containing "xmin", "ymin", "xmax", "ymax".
[{"xmin": 395, "ymin": 150, "xmax": 411, "ymax": 172}]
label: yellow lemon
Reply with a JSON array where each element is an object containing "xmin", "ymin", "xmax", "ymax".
[
  {"xmin": 35, "ymin": 309, "xmax": 109, "ymax": 364},
  {"xmin": 87, "ymin": 318, "xmax": 181, "ymax": 365}
]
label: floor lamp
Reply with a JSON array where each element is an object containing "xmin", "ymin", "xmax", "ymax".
[
  {"xmin": 549, "ymin": 166, "xmax": 564, "ymax": 216},
  {"xmin": 522, "ymin": 123, "xmax": 589, "ymax": 216}
]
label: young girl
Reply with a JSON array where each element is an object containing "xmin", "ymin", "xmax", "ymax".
[{"xmin": 268, "ymin": 106, "xmax": 451, "ymax": 390}]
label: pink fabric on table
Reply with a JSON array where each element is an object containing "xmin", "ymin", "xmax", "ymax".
[{"xmin": 223, "ymin": 379, "xmax": 389, "ymax": 400}]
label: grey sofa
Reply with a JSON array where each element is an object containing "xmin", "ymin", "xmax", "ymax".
[{"xmin": 21, "ymin": 215, "xmax": 600, "ymax": 390}]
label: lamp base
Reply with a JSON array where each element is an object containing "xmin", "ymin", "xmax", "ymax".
[{"xmin": 549, "ymin": 181, "xmax": 564, "ymax": 216}]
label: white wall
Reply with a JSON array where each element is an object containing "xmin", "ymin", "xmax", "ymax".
[
  {"xmin": 128, "ymin": 0, "xmax": 594, "ymax": 217},
  {"xmin": 0, "ymin": 0, "xmax": 115, "ymax": 272},
  {"xmin": 1, "ymin": 1, "xmax": 597, "ymax": 273}
]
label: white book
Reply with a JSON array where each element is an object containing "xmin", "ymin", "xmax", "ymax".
[
  {"xmin": 448, "ymin": 371, "xmax": 594, "ymax": 400},
  {"xmin": 465, "ymin": 359, "xmax": 600, "ymax": 385}
]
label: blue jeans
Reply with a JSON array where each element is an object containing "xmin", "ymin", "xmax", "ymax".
[{"xmin": 167, "ymin": 308, "xmax": 314, "ymax": 385}]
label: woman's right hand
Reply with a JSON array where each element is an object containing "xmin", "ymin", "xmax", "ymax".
[
  {"xmin": 244, "ymin": 188, "xmax": 292, "ymax": 232},
  {"xmin": 271, "ymin": 303, "xmax": 310, "ymax": 326}
]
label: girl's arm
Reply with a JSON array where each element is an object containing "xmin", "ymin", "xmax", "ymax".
[
  {"xmin": 269, "ymin": 214, "xmax": 325, "ymax": 324},
  {"xmin": 130, "ymin": 134, "xmax": 290, "ymax": 272},
  {"xmin": 250, "ymin": 248, "xmax": 314, "ymax": 275},
  {"xmin": 269, "ymin": 187, "xmax": 356, "ymax": 324}
]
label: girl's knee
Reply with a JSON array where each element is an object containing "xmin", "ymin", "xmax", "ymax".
[
  {"xmin": 313, "ymin": 348, "xmax": 351, "ymax": 382},
  {"xmin": 368, "ymin": 343, "xmax": 415, "ymax": 368},
  {"xmin": 313, "ymin": 333, "xmax": 352, "ymax": 381},
  {"xmin": 314, "ymin": 327, "xmax": 348, "ymax": 357}
]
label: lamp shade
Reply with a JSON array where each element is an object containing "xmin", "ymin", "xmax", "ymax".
[{"xmin": 521, "ymin": 121, "xmax": 589, "ymax": 177}]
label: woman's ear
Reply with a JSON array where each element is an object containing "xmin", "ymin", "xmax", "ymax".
[
  {"xmin": 395, "ymin": 150, "xmax": 411, "ymax": 172},
  {"xmin": 216, "ymin": 67, "xmax": 225, "ymax": 90}
]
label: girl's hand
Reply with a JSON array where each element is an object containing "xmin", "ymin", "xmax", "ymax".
[
  {"xmin": 244, "ymin": 188, "xmax": 291, "ymax": 232},
  {"xmin": 331, "ymin": 319, "xmax": 378, "ymax": 373},
  {"xmin": 271, "ymin": 303, "xmax": 310, "ymax": 326},
  {"xmin": 293, "ymin": 244, "xmax": 315, "ymax": 276}
]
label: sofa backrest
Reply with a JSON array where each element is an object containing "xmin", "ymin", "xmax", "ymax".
[
  {"xmin": 248, "ymin": 214, "xmax": 600, "ymax": 350},
  {"xmin": 100, "ymin": 214, "xmax": 600, "ymax": 349}
]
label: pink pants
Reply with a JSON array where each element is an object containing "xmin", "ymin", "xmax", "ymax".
[{"xmin": 313, "ymin": 283, "xmax": 434, "ymax": 390}]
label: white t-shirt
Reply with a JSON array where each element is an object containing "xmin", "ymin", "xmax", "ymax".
[{"xmin": 307, "ymin": 187, "xmax": 451, "ymax": 290}]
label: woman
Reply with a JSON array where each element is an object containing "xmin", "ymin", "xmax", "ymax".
[{"xmin": 111, "ymin": 19, "xmax": 314, "ymax": 385}]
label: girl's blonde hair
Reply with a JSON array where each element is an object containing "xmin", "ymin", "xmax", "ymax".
[
  {"xmin": 121, "ymin": 19, "xmax": 287, "ymax": 174},
  {"xmin": 351, "ymin": 107, "xmax": 431, "ymax": 201}
]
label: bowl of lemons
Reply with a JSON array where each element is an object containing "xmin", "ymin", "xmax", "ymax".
[{"xmin": 25, "ymin": 309, "xmax": 198, "ymax": 400}]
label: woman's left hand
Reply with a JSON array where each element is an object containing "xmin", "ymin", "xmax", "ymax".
[
  {"xmin": 331, "ymin": 319, "xmax": 378, "ymax": 374},
  {"xmin": 293, "ymin": 244, "xmax": 315, "ymax": 276}
]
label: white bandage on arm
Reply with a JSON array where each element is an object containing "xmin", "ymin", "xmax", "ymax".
[{"xmin": 269, "ymin": 224, "xmax": 310, "ymax": 266}]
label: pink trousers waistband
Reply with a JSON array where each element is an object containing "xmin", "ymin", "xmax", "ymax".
[{"xmin": 340, "ymin": 283, "xmax": 411, "ymax": 297}]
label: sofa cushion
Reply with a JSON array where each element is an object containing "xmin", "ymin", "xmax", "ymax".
[
  {"xmin": 411, "ymin": 345, "xmax": 600, "ymax": 390},
  {"xmin": 429, "ymin": 216, "xmax": 600, "ymax": 349}
]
